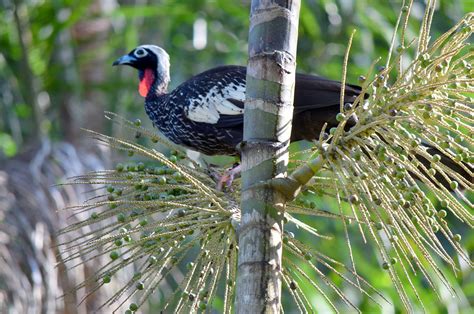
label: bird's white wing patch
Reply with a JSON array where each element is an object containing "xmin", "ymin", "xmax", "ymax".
[
  {"xmin": 218, "ymin": 99, "xmax": 243, "ymax": 115},
  {"xmin": 186, "ymin": 83, "xmax": 245, "ymax": 124},
  {"xmin": 187, "ymin": 102, "xmax": 220, "ymax": 123}
]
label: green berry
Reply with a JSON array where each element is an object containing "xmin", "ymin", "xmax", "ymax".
[
  {"xmin": 134, "ymin": 118, "xmax": 141, "ymax": 126},
  {"xmin": 382, "ymin": 262, "xmax": 390, "ymax": 270},
  {"xmin": 349, "ymin": 194, "xmax": 360, "ymax": 205},
  {"xmin": 431, "ymin": 154, "xmax": 441, "ymax": 163},
  {"xmin": 91, "ymin": 212, "xmax": 99, "ymax": 219},
  {"xmin": 437, "ymin": 210, "xmax": 447, "ymax": 218},
  {"xmin": 173, "ymin": 172, "xmax": 183, "ymax": 180},
  {"xmin": 116, "ymin": 163, "xmax": 124, "ymax": 172},
  {"xmin": 199, "ymin": 290, "xmax": 208, "ymax": 300},
  {"xmin": 103, "ymin": 275, "xmax": 111, "ymax": 284},
  {"xmin": 114, "ymin": 239, "xmax": 123, "ymax": 246},
  {"xmin": 336, "ymin": 113, "xmax": 345, "ymax": 122},
  {"xmin": 157, "ymin": 176, "xmax": 167, "ymax": 185},
  {"xmin": 450, "ymin": 181, "xmax": 458, "ymax": 190},
  {"xmin": 396, "ymin": 171, "xmax": 405, "ymax": 179},
  {"xmin": 129, "ymin": 303, "xmax": 138, "ymax": 311},
  {"xmin": 304, "ymin": 252, "xmax": 312, "ymax": 261},
  {"xmin": 109, "ymin": 251, "xmax": 119, "ymax": 260},
  {"xmin": 169, "ymin": 155, "xmax": 178, "ymax": 163},
  {"xmin": 117, "ymin": 213, "xmax": 126, "ymax": 223},
  {"xmin": 136, "ymin": 281, "xmax": 144, "ymax": 290},
  {"xmin": 453, "ymin": 234, "xmax": 461, "ymax": 242}
]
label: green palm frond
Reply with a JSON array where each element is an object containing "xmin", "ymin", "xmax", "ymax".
[
  {"xmin": 286, "ymin": 10, "xmax": 473, "ymax": 311},
  {"xmin": 58, "ymin": 8, "xmax": 473, "ymax": 314},
  {"xmin": 58, "ymin": 116, "xmax": 361, "ymax": 312}
]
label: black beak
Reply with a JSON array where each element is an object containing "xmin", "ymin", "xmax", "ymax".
[{"xmin": 112, "ymin": 54, "xmax": 137, "ymax": 66}]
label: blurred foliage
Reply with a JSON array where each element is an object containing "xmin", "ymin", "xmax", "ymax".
[
  {"xmin": 1, "ymin": 0, "xmax": 470, "ymax": 155},
  {"xmin": 0, "ymin": 0, "xmax": 472, "ymax": 312}
]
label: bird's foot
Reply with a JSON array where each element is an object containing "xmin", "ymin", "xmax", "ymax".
[{"xmin": 216, "ymin": 164, "xmax": 241, "ymax": 191}]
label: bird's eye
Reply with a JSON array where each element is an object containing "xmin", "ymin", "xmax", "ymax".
[{"xmin": 134, "ymin": 48, "xmax": 148, "ymax": 58}]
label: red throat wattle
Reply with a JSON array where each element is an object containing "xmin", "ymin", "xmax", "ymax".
[{"xmin": 139, "ymin": 69, "xmax": 155, "ymax": 97}]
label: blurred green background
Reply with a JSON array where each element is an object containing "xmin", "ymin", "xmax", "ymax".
[{"xmin": 0, "ymin": 0, "xmax": 472, "ymax": 312}]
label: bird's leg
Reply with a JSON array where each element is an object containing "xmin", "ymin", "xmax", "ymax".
[
  {"xmin": 217, "ymin": 163, "xmax": 241, "ymax": 191},
  {"xmin": 205, "ymin": 163, "xmax": 223, "ymax": 182}
]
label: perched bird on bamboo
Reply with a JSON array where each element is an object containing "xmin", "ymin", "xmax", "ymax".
[{"xmin": 112, "ymin": 45, "xmax": 362, "ymax": 186}]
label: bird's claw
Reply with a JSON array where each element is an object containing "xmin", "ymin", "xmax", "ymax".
[{"xmin": 216, "ymin": 164, "xmax": 241, "ymax": 191}]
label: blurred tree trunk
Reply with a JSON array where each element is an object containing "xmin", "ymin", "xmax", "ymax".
[
  {"xmin": 12, "ymin": 0, "xmax": 45, "ymax": 141},
  {"xmin": 65, "ymin": 0, "xmax": 113, "ymax": 143},
  {"xmin": 0, "ymin": 1, "xmax": 118, "ymax": 313},
  {"xmin": 236, "ymin": 0, "xmax": 300, "ymax": 312},
  {"xmin": 0, "ymin": 142, "xmax": 118, "ymax": 314}
]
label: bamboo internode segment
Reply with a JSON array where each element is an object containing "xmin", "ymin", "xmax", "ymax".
[{"xmin": 237, "ymin": 0, "xmax": 301, "ymax": 313}]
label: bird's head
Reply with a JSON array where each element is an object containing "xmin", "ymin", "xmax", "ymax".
[{"xmin": 113, "ymin": 45, "xmax": 170, "ymax": 97}]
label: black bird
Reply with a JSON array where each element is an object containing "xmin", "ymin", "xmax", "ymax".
[
  {"xmin": 113, "ymin": 45, "xmax": 362, "ymax": 157},
  {"xmin": 114, "ymin": 45, "xmax": 471, "ymax": 189}
]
